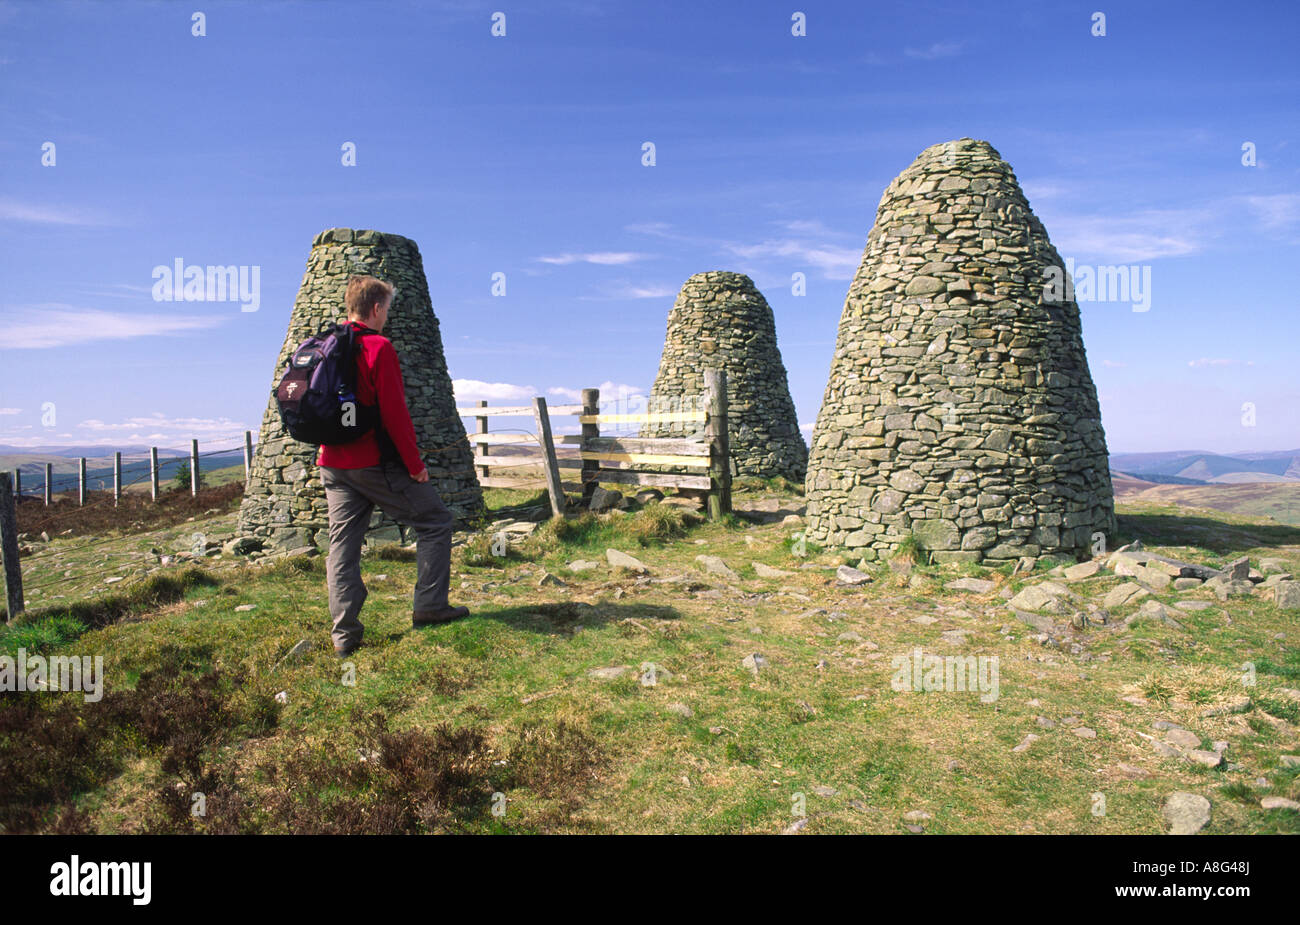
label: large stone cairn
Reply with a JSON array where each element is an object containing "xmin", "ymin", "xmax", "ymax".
[
  {"xmin": 641, "ymin": 272, "xmax": 807, "ymax": 481},
  {"xmin": 237, "ymin": 228, "xmax": 483, "ymax": 548},
  {"xmin": 805, "ymin": 139, "xmax": 1115, "ymax": 564}
]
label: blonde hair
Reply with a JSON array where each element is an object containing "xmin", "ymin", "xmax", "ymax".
[{"xmin": 345, "ymin": 275, "xmax": 395, "ymax": 321}]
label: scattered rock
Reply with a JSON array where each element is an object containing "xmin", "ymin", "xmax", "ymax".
[
  {"xmin": 1165, "ymin": 729, "xmax": 1201, "ymax": 749},
  {"xmin": 695, "ymin": 555, "xmax": 739, "ymax": 580},
  {"xmin": 588, "ymin": 487, "xmax": 622, "ymax": 512},
  {"xmin": 1174, "ymin": 601, "xmax": 1214, "ymax": 612},
  {"xmin": 606, "ymin": 549, "xmax": 649, "ymax": 573},
  {"xmin": 1261, "ymin": 796, "xmax": 1300, "ymax": 811},
  {"xmin": 835, "ymin": 564, "xmax": 872, "ymax": 586},
  {"xmin": 781, "ymin": 818, "xmax": 808, "ymax": 835},
  {"xmin": 754, "ymin": 562, "xmax": 795, "ymax": 579},
  {"xmin": 902, "ymin": 809, "xmax": 931, "ymax": 823},
  {"xmin": 1064, "ymin": 561, "xmax": 1101, "ymax": 581},
  {"xmin": 537, "ymin": 572, "xmax": 566, "ymax": 588},
  {"xmin": 1073, "ymin": 726, "xmax": 1097, "ymax": 739},
  {"xmin": 1200, "ymin": 698, "xmax": 1250, "ymax": 718},
  {"xmin": 741, "ymin": 653, "xmax": 768, "ymax": 676},
  {"xmin": 1223, "ymin": 556, "xmax": 1251, "ymax": 581},
  {"xmin": 1104, "ymin": 582, "xmax": 1149, "ymax": 609},
  {"xmin": 1186, "ymin": 749, "xmax": 1224, "ymax": 768},
  {"xmin": 588, "ymin": 666, "xmax": 630, "ymax": 680},
  {"xmin": 666, "ymin": 702, "xmax": 693, "ymax": 718},
  {"xmin": 1162, "ymin": 792, "xmax": 1211, "ymax": 835},
  {"xmin": 1273, "ymin": 581, "xmax": 1300, "ymax": 610},
  {"xmin": 567, "ymin": 559, "xmax": 600, "ymax": 573},
  {"xmin": 1012, "ymin": 733, "xmax": 1040, "ymax": 753},
  {"xmin": 946, "ymin": 577, "xmax": 995, "ymax": 593}
]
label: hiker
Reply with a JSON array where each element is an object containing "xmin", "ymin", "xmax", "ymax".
[{"xmin": 317, "ymin": 275, "xmax": 468, "ymax": 656}]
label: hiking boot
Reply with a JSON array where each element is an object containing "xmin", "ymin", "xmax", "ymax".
[{"xmin": 413, "ymin": 606, "xmax": 469, "ymax": 627}]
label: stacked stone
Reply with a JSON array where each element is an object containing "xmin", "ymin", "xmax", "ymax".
[
  {"xmin": 641, "ymin": 272, "xmax": 807, "ymax": 481},
  {"xmin": 805, "ymin": 139, "xmax": 1115, "ymax": 564},
  {"xmin": 237, "ymin": 228, "xmax": 483, "ymax": 548}
]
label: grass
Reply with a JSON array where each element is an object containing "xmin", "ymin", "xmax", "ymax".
[{"xmin": 2, "ymin": 488, "xmax": 1299, "ymax": 833}]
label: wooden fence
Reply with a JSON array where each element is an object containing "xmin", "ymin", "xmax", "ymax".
[
  {"xmin": 460, "ymin": 368, "xmax": 733, "ymax": 520},
  {"xmin": 9, "ymin": 432, "xmax": 255, "ymax": 507}
]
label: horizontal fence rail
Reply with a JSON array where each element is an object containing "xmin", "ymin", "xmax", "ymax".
[{"xmin": 456, "ymin": 369, "xmax": 731, "ymax": 519}]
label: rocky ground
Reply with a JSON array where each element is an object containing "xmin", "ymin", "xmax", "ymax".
[{"xmin": 4, "ymin": 484, "xmax": 1299, "ymax": 834}]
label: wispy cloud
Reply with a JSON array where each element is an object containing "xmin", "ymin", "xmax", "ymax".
[
  {"xmin": 6, "ymin": 305, "xmax": 228, "ymax": 349},
  {"xmin": 724, "ymin": 236, "xmax": 861, "ymax": 280},
  {"xmin": 535, "ymin": 252, "xmax": 650, "ymax": 266},
  {"xmin": 0, "ymin": 408, "xmax": 21, "ymax": 415},
  {"xmin": 74, "ymin": 414, "xmax": 251, "ymax": 448},
  {"xmin": 580, "ymin": 280, "xmax": 677, "ymax": 300},
  {"xmin": 0, "ymin": 198, "xmax": 114, "ymax": 227},
  {"xmin": 1048, "ymin": 208, "xmax": 1212, "ymax": 262},
  {"xmin": 1244, "ymin": 193, "xmax": 1300, "ymax": 229},
  {"xmin": 1187, "ymin": 357, "xmax": 1253, "ymax": 368},
  {"xmin": 904, "ymin": 41, "xmax": 963, "ymax": 60}
]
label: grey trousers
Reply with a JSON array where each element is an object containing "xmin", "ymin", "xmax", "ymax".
[{"xmin": 320, "ymin": 461, "xmax": 454, "ymax": 651}]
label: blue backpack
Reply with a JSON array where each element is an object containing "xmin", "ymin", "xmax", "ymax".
[{"xmin": 275, "ymin": 323, "xmax": 382, "ymax": 446}]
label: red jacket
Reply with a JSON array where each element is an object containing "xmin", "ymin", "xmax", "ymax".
[{"xmin": 316, "ymin": 321, "xmax": 424, "ymax": 477}]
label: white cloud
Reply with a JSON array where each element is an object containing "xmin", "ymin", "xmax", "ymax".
[
  {"xmin": 1101, "ymin": 360, "xmax": 1126, "ymax": 368},
  {"xmin": 1187, "ymin": 358, "xmax": 1235, "ymax": 368},
  {"xmin": 451, "ymin": 379, "xmax": 538, "ymax": 402},
  {"xmin": 548, "ymin": 381, "xmax": 643, "ymax": 403},
  {"xmin": 6, "ymin": 305, "xmax": 227, "ymax": 349},
  {"xmin": 0, "ymin": 408, "xmax": 21, "ymax": 415},
  {"xmin": 535, "ymin": 252, "xmax": 649, "ymax": 266}
]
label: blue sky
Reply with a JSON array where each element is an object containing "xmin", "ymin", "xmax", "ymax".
[{"xmin": 1, "ymin": 0, "xmax": 1297, "ymax": 457}]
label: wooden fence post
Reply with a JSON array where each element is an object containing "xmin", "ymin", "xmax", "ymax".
[
  {"xmin": 475, "ymin": 400, "xmax": 489, "ymax": 482},
  {"xmin": 44, "ymin": 462, "xmax": 53, "ymax": 506},
  {"xmin": 150, "ymin": 447, "xmax": 159, "ymax": 501},
  {"xmin": 190, "ymin": 439, "xmax": 200, "ymax": 496},
  {"xmin": 1, "ymin": 472, "xmax": 23, "ymax": 621},
  {"xmin": 79, "ymin": 457, "xmax": 87, "ymax": 506},
  {"xmin": 113, "ymin": 451, "xmax": 122, "ymax": 506},
  {"xmin": 532, "ymin": 397, "xmax": 566, "ymax": 518},
  {"xmin": 243, "ymin": 430, "xmax": 253, "ymax": 481},
  {"xmin": 704, "ymin": 368, "xmax": 732, "ymax": 520},
  {"xmin": 580, "ymin": 388, "xmax": 600, "ymax": 503}
]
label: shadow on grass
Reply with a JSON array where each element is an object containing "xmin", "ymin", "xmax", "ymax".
[
  {"xmin": 1117, "ymin": 511, "xmax": 1300, "ymax": 554},
  {"xmin": 399, "ymin": 601, "xmax": 682, "ymax": 647}
]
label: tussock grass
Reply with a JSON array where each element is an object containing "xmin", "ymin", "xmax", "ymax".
[{"xmin": 1, "ymin": 567, "xmax": 220, "ymax": 653}]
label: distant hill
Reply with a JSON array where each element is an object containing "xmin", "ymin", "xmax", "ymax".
[
  {"xmin": 1117, "ymin": 480, "xmax": 1300, "ymax": 526},
  {"xmin": 1110, "ymin": 449, "xmax": 1300, "ymax": 485}
]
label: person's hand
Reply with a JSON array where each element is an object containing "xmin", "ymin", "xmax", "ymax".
[{"xmin": 413, "ymin": 468, "xmax": 430, "ymax": 483}]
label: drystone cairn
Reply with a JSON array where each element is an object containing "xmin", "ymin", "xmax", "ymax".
[
  {"xmin": 238, "ymin": 228, "xmax": 483, "ymax": 549},
  {"xmin": 641, "ymin": 272, "xmax": 808, "ymax": 481},
  {"xmin": 805, "ymin": 139, "xmax": 1115, "ymax": 564}
]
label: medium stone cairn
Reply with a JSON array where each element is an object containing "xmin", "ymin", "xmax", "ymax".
[
  {"xmin": 805, "ymin": 139, "xmax": 1115, "ymax": 564},
  {"xmin": 237, "ymin": 228, "xmax": 483, "ymax": 548},
  {"xmin": 641, "ymin": 272, "xmax": 807, "ymax": 481}
]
